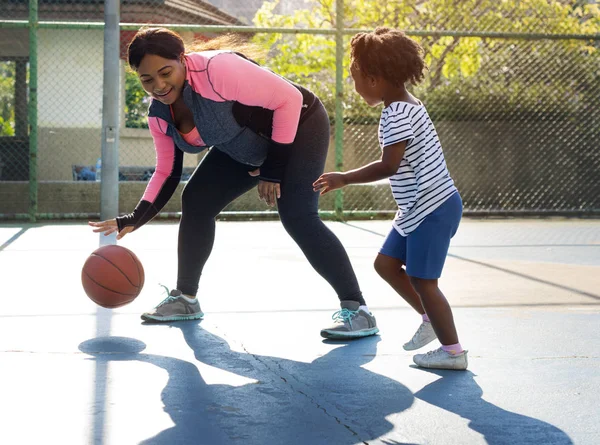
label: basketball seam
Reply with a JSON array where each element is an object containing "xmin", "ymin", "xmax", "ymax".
[
  {"xmin": 123, "ymin": 249, "xmax": 144, "ymax": 287},
  {"xmin": 91, "ymin": 253, "xmax": 140, "ymax": 288},
  {"xmin": 83, "ymin": 268, "xmax": 138, "ymax": 296}
]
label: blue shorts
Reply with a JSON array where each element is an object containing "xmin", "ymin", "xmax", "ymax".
[{"xmin": 379, "ymin": 192, "xmax": 463, "ymax": 279}]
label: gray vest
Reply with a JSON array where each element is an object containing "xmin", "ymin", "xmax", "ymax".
[{"xmin": 148, "ymin": 80, "xmax": 270, "ymax": 167}]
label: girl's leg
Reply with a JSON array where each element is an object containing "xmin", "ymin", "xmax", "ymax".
[
  {"xmin": 404, "ymin": 193, "xmax": 467, "ymax": 368},
  {"xmin": 375, "ymin": 252, "xmax": 437, "ymax": 350},
  {"xmin": 177, "ymin": 148, "xmax": 258, "ymax": 296},
  {"xmin": 277, "ymin": 101, "xmax": 365, "ymax": 305},
  {"xmin": 409, "ymin": 277, "xmax": 458, "ymax": 345},
  {"xmin": 374, "ymin": 255, "xmax": 425, "ymax": 315},
  {"xmin": 403, "ymin": 192, "xmax": 463, "ymax": 344}
]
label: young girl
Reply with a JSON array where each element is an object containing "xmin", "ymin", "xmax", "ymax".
[
  {"xmin": 313, "ymin": 27, "xmax": 467, "ymax": 370},
  {"xmin": 89, "ymin": 27, "xmax": 378, "ymax": 340}
]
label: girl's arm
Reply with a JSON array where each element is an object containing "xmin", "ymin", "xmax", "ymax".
[{"xmin": 313, "ymin": 141, "xmax": 407, "ymax": 194}]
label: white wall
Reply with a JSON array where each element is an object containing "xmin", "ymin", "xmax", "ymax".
[{"xmin": 38, "ymin": 29, "xmax": 105, "ymax": 128}]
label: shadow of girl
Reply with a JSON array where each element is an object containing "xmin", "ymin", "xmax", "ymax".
[{"xmin": 413, "ymin": 368, "xmax": 573, "ymax": 445}]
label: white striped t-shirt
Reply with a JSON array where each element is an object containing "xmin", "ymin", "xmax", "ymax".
[{"xmin": 379, "ymin": 101, "xmax": 457, "ymax": 235}]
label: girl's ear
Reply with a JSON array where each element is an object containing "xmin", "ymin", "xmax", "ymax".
[{"xmin": 368, "ymin": 75, "xmax": 377, "ymax": 87}]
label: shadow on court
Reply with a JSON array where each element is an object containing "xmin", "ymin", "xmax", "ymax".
[
  {"xmin": 79, "ymin": 321, "xmax": 572, "ymax": 445},
  {"xmin": 80, "ymin": 323, "xmax": 415, "ymax": 445},
  {"xmin": 413, "ymin": 368, "xmax": 573, "ymax": 445}
]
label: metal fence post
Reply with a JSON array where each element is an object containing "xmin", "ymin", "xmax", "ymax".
[
  {"xmin": 334, "ymin": 0, "xmax": 345, "ymax": 221},
  {"xmin": 28, "ymin": 0, "xmax": 38, "ymax": 222},
  {"xmin": 100, "ymin": 0, "xmax": 120, "ymax": 228}
]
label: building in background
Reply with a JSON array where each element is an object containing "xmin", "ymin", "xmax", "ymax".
[
  {"xmin": 205, "ymin": 0, "xmax": 315, "ymax": 24},
  {"xmin": 0, "ymin": 0, "xmax": 241, "ymax": 181}
]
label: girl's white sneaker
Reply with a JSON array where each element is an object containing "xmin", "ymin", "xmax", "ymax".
[{"xmin": 403, "ymin": 321, "xmax": 437, "ymax": 351}]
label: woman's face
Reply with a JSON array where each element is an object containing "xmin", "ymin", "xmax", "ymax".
[{"xmin": 137, "ymin": 54, "xmax": 186, "ymax": 105}]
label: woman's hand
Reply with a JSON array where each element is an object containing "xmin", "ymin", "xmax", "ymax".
[
  {"xmin": 249, "ymin": 168, "xmax": 281, "ymax": 207},
  {"xmin": 312, "ymin": 172, "xmax": 347, "ymax": 195},
  {"xmin": 88, "ymin": 219, "xmax": 134, "ymax": 240}
]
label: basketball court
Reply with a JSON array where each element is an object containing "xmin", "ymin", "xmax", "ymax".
[{"xmin": 1, "ymin": 218, "xmax": 598, "ymax": 444}]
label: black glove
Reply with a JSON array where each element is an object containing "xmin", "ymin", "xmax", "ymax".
[
  {"xmin": 116, "ymin": 200, "xmax": 155, "ymax": 232},
  {"xmin": 258, "ymin": 142, "xmax": 291, "ymax": 183}
]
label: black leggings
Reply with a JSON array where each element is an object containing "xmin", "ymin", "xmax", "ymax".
[{"xmin": 176, "ymin": 101, "xmax": 365, "ymax": 305}]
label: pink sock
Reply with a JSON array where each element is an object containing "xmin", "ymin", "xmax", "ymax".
[
  {"xmin": 441, "ymin": 343, "xmax": 464, "ymax": 355},
  {"xmin": 421, "ymin": 313, "xmax": 430, "ymax": 323}
]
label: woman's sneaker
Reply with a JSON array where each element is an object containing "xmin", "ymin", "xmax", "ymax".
[
  {"xmin": 141, "ymin": 286, "xmax": 204, "ymax": 322},
  {"xmin": 320, "ymin": 300, "xmax": 379, "ymax": 339},
  {"xmin": 413, "ymin": 347, "xmax": 468, "ymax": 370},
  {"xmin": 403, "ymin": 321, "xmax": 437, "ymax": 351}
]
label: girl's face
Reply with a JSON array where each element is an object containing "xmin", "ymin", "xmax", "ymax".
[
  {"xmin": 137, "ymin": 53, "xmax": 186, "ymax": 105},
  {"xmin": 351, "ymin": 64, "xmax": 383, "ymax": 107}
]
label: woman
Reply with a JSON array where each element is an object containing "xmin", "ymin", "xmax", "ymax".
[{"xmin": 89, "ymin": 27, "xmax": 378, "ymax": 339}]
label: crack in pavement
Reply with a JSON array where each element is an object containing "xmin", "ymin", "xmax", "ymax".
[{"xmin": 213, "ymin": 324, "xmax": 368, "ymax": 444}]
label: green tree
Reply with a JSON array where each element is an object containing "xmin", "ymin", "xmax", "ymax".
[
  {"xmin": 0, "ymin": 61, "xmax": 16, "ymax": 137},
  {"xmin": 252, "ymin": 0, "xmax": 600, "ymax": 121},
  {"xmin": 125, "ymin": 70, "xmax": 149, "ymax": 128}
]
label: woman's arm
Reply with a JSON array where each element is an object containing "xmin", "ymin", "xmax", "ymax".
[
  {"xmin": 206, "ymin": 52, "xmax": 303, "ymax": 144},
  {"xmin": 116, "ymin": 116, "xmax": 184, "ymax": 232}
]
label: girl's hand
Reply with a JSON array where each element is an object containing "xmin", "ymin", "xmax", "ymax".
[
  {"xmin": 88, "ymin": 219, "xmax": 134, "ymax": 240},
  {"xmin": 312, "ymin": 172, "xmax": 347, "ymax": 195},
  {"xmin": 249, "ymin": 168, "xmax": 281, "ymax": 207}
]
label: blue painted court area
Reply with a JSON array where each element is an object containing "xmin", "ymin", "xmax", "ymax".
[{"xmin": 1, "ymin": 219, "xmax": 599, "ymax": 445}]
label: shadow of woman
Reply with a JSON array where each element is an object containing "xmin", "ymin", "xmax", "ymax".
[
  {"xmin": 80, "ymin": 325, "xmax": 418, "ymax": 445},
  {"xmin": 166, "ymin": 321, "xmax": 418, "ymax": 444},
  {"xmin": 413, "ymin": 368, "xmax": 573, "ymax": 445},
  {"xmin": 79, "ymin": 336, "xmax": 232, "ymax": 445}
]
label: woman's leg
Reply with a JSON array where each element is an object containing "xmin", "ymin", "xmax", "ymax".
[
  {"xmin": 277, "ymin": 101, "xmax": 364, "ymax": 304},
  {"xmin": 142, "ymin": 148, "xmax": 257, "ymax": 322},
  {"xmin": 276, "ymin": 101, "xmax": 377, "ymax": 338},
  {"xmin": 177, "ymin": 148, "xmax": 259, "ymax": 296}
]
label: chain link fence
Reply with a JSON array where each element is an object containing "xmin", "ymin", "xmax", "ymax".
[
  {"xmin": 340, "ymin": 35, "xmax": 600, "ymax": 215},
  {"xmin": 0, "ymin": 0, "xmax": 599, "ymax": 219}
]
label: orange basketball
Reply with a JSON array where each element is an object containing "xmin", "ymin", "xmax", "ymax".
[{"xmin": 81, "ymin": 245, "xmax": 145, "ymax": 308}]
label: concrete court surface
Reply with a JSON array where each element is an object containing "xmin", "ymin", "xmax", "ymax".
[{"xmin": 0, "ymin": 218, "xmax": 599, "ymax": 445}]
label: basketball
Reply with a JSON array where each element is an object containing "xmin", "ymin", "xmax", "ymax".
[{"xmin": 81, "ymin": 245, "xmax": 145, "ymax": 308}]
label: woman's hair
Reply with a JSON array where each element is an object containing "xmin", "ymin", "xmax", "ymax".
[
  {"xmin": 127, "ymin": 27, "xmax": 266, "ymax": 71},
  {"xmin": 350, "ymin": 27, "xmax": 426, "ymax": 87}
]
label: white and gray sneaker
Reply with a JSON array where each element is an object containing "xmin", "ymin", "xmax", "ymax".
[
  {"xmin": 320, "ymin": 300, "xmax": 379, "ymax": 339},
  {"xmin": 403, "ymin": 321, "xmax": 437, "ymax": 351},
  {"xmin": 413, "ymin": 347, "xmax": 468, "ymax": 370},
  {"xmin": 141, "ymin": 286, "xmax": 204, "ymax": 322}
]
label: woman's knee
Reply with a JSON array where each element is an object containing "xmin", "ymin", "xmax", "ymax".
[
  {"xmin": 279, "ymin": 209, "xmax": 318, "ymax": 234},
  {"xmin": 181, "ymin": 187, "xmax": 222, "ymax": 219},
  {"xmin": 181, "ymin": 191, "xmax": 202, "ymax": 215}
]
